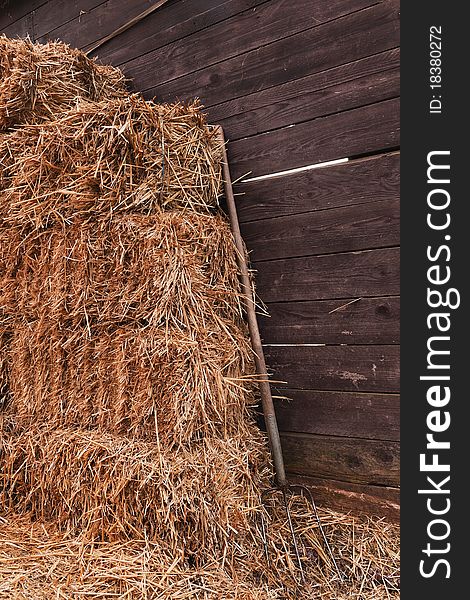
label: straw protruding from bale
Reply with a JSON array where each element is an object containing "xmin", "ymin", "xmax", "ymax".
[
  {"xmin": 0, "ymin": 96, "xmax": 222, "ymax": 226},
  {"xmin": 0, "ymin": 36, "xmax": 126, "ymax": 130},
  {"xmin": 1, "ymin": 211, "xmax": 241, "ymax": 328},
  {"xmin": 0, "ymin": 425, "xmax": 270, "ymax": 550}
]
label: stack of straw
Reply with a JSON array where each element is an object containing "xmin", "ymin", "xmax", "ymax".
[
  {"xmin": 0, "ymin": 37, "xmax": 126, "ymax": 129},
  {"xmin": 0, "ymin": 37, "xmax": 399, "ymax": 599}
]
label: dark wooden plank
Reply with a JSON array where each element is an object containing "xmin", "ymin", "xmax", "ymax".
[
  {"xmin": 0, "ymin": 0, "xmax": 45, "ymax": 31},
  {"xmin": 235, "ymin": 152, "xmax": 399, "ymax": 223},
  {"xmin": 1, "ymin": 11, "xmax": 34, "ymax": 37},
  {"xmin": 265, "ymin": 345, "xmax": 400, "ymax": 393},
  {"xmin": 289, "ymin": 474, "xmax": 399, "ymax": 521},
  {"xmin": 33, "ymin": 0, "xmax": 106, "ymax": 39},
  {"xmin": 254, "ymin": 247, "xmax": 400, "ymax": 303},
  {"xmin": 210, "ymin": 51, "xmax": 399, "ymax": 140},
  {"xmin": 274, "ymin": 389, "xmax": 399, "ymax": 440},
  {"xmin": 124, "ymin": 0, "xmax": 380, "ymax": 92},
  {"xmin": 280, "ymin": 432, "xmax": 400, "ymax": 486},
  {"xmin": 143, "ymin": 0, "xmax": 399, "ymax": 105},
  {"xmin": 241, "ymin": 197, "xmax": 399, "ymax": 262},
  {"xmin": 39, "ymin": 1, "xmax": 266, "ymax": 50},
  {"xmin": 96, "ymin": 0, "xmax": 269, "ymax": 65},
  {"xmin": 229, "ymin": 98, "xmax": 400, "ymax": 179},
  {"xmin": 37, "ymin": 0, "xmax": 153, "ymax": 47},
  {"xmin": 260, "ymin": 297, "xmax": 400, "ymax": 345}
]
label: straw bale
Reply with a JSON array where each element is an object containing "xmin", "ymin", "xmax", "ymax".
[
  {"xmin": 0, "ymin": 36, "xmax": 126, "ymax": 130},
  {"xmin": 1, "ymin": 211, "xmax": 241, "ymax": 327},
  {"xmin": 7, "ymin": 319, "xmax": 256, "ymax": 444},
  {"xmin": 0, "ymin": 36, "xmax": 400, "ymax": 599},
  {"xmin": 1, "ymin": 208, "xmax": 253, "ymax": 444},
  {"xmin": 0, "ymin": 96, "xmax": 222, "ymax": 226},
  {"xmin": 0, "ymin": 425, "xmax": 269, "ymax": 548}
]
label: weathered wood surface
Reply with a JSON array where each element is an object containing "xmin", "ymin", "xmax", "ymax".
[
  {"xmin": 141, "ymin": 0, "xmax": 400, "ymax": 105},
  {"xmin": 265, "ymin": 345, "xmax": 400, "ymax": 393},
  {"xmin": 34, "ymin": 0, "xmax": 106, "ymax": 39},
  {"xmin": 38, "ymin": 0, "xmax": 167, "ymax": 48},
  {"xmin": 260, "ymin": 297, "xmax": 400, "ymax": 345},
  {"xmin": 280, "ymin": 432, "xmax": 400, "ymax": 486},
  {"xmin": 254, "ymin": 247, "xmax": 400, "ymax": 303},
  {"xmin": 123, "ymin": 0, "xmax": 383, "ymax": 92},
  {"xmin": 1, "ymin": 0, "xmax": 104, "ymax": 38},
  {"xmin": 289, "ymin": 474, "xmax": 400, "ymax": 521},
  {"xmin": 273, "ymin": 390, "xmax": 399, "ymax": 440},
  {"xmin": 211, "ymin": 50, "xmax": 399, "ymax": 140},
  {"xmin": 0, "ymin": 0, "xmax": 44, "ymax": 30},
  {"xmin": 235, "ymin": 152, "xmax": 399, "ymax": 222},
  {"xmin": 242, "ymin": 197, "xmax": 399, "ymax": 262},
  {"xmin": 229, "ymin": 98, "xmax": 400, "ymax": 179},
  {"xmin": 95, "ymin": 0, "xmax": 270, "ymax": 65}
]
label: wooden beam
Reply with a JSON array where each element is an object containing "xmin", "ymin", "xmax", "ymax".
[
  {"xmin": 125, "ymin": 0, "xmax": 381, "ymax": 92},
  {"xmin": 259, "ymin": 296, "xmax": 400, "ymax": 345},
  {"xmin": 265, "ymin": 345, "xmax": 400, "ymax": 393},
  {"xmin": 235, "ymin": 152, "xmax": 399, "ymax": 223},
  {"xmin": 253, "ymin": 247, "xmax": 400, "ymax": 303},
  {"xmin": 274, "ymin": 389, "xmax": 399, "ymax": 440},
  {"xmin": 289, "ymin": 474, "xmax": 400, "ymax": 521},
  {"xmin": 280, "ymin": 432, "xmax": 400, "ymax": 486},
  {"xmin": 210, "ymin": 51, "xmax": 399, "ymax": 140},
  {"xmin": 96, "ymin": 0, "xmax": 269, "ymax": 64},
  {"xmin": 241, "ymin": 197, "xmax": 399, "ymax": 262},
  {"xmin": 144, "ymin": 0, "xmax": 399, "ymax": 105},
  {"xmin": 228, "ymin": 97, "xmax": 399, "ymax": 179}
]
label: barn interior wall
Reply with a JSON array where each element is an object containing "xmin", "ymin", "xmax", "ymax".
[{"xmin": 1, "ymin": 0, "xmax": 400, "ymax": 519}]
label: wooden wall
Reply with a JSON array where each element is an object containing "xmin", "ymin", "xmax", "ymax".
[{"xmin": 1, "ymin": 0, "xmax": 400, "ymax": 519}]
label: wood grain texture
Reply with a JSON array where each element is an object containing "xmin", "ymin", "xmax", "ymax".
[
  {"xmin": 1, "ymin": 11, "xmax": 33, "ymax": 37},
  {"xmin": 34, "ymin": 0, "xmax": 106, "ymax": 39},
  {"xmin": 95, "ymin": 0, "xmax": 268, "ymax": 64},
  {"xmin": 260, "ymin": 296, "xmax": 400, "ymax": 345},
  {"xmin": 254, "ymin": 247, "xmax": 400, "ymax": 303},
  {"xmin": 265, "ymin": 345, "xmax": 400, "ymax": 393},
  {"xmin": 143, "ymin": 0, "xmax": 399, "ymax": 105},
  {"xmin": 288, "ymin": 474, "xmax": 399, "ymax": 521},
  {"xmin": 228, "ymin": 97, "xmax": 400, "ymax": 179},
  {"xmin": 0, "ymin": 0, "xmax": 45, "ymax": 31},
  {"xmin": 124, "ymin": 0, "xmax": 379, "ymax": 91},
  {"xmin": 273, "ymin": 389, "xmax": 399, "ymax": 440},
  {"xmin": 241, "ymin": 197, "xmax": 399, "ymax": 262},
  {"xmin": 210, "ymin": 51, "xmax": 399, "ymax": 140},
  {"xmin": 37, "ymin": 0, "xmax": 154, "ymax": 47},
  {"xmin": 235, "ymin": 152, "xmax": 399, "ymax": 222},
  {"xmin": 280, "ymin": 432, "xmax": 399, "ymax": 486}
]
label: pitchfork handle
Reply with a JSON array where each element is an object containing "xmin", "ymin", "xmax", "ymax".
[{"xmin": 216, "ymin": 126, "xmax": 287, "ymax": 488}]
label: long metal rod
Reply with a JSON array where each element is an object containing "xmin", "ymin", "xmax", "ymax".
[
  {"xmin": 217, "ymin": 127, "xmax": 344, "ymax": 583},
  {"xmin": 216, "ymin": 126, "xmax": 287, "ymax": 487}
]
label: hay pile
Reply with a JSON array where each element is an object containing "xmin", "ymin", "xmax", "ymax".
[
  {"xmin": 0, "ymin": 97, "xmax": 222, "ymax": 225},
  {"xmin": 0, "ymin": 37, "xmax": 126, "ymax": 129},
  {"xmin": 0, "ymin": 510, "xmax": 399, "ymax": 600},
  {"xmin": 0, "ymin": 38, "xmax": 399, "ymax": 598}
]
